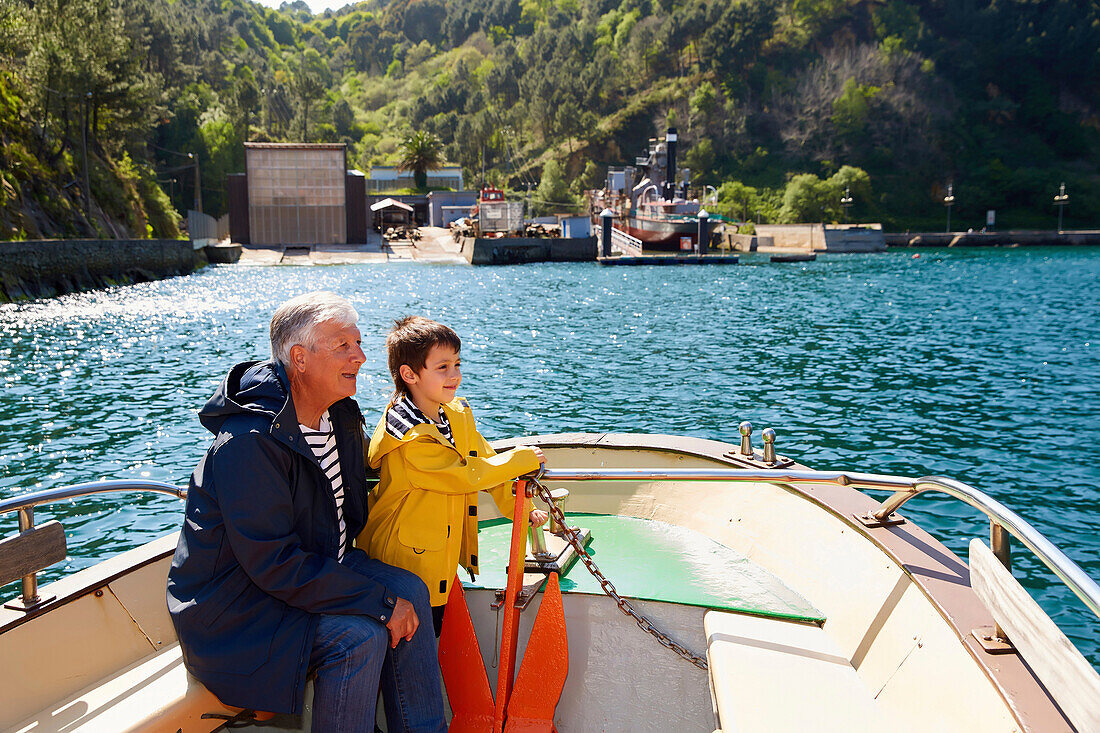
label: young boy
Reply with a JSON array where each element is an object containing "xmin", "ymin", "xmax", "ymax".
[{"xmin": 357, "ymin": 316, "xmax": 548, "ymax": 636}]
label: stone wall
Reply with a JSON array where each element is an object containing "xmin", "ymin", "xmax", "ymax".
[
  {"xmin": 885, "ymin": 230, "xmax": 1100, "ymax": 247},
  {"xmin": 755, "ymin": 224, "xmax": 825, "ymax": 251},
  {"xmin": 0, "ymin": 239, "xmax": 203, "ymax": 301},
  {"xmin": 754, "ymin": 224, "xmax": 885, "ymax": 252},
  {"xmin": 461, "ymin": 236, "xmax": 597, "ymax": 265},
  {"xmin": 822, "ymin": 225, "xmax": 885, "ymax": 252},
  {"xmin": 719, "ymin": 233, "xmax": 775, "ymax": 252}
]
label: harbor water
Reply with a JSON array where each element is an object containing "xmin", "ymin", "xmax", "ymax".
[{"xmin": 1, "ymin": 247, "xmax": 1097, "ymax": 665}]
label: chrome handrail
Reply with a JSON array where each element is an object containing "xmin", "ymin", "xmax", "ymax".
[
  {"xmin": 871, "ymin": 476, "xmax": 1100, "ymax": 619},
  {"xmin": 539, "ymin": 468, "xmax": 1100, "ymax": 621},
  {"xmin": 0, "ymin": 479, "xmax": 186, "ymax": 516},
  {"xmin": 1, "ymin": 480, "xmax": 186, "ymax": 611}
]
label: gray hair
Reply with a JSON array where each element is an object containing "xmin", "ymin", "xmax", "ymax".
[{"xmin": 270, "ymin": 292, "xmax": 359, "ymax": 367}]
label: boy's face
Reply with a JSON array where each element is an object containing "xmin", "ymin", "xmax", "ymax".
[{"xmin": 401, "ymin": 344, "xmax": 461, "ymax": 410}]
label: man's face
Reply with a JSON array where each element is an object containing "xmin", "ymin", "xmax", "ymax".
[
  {"xmin": 404, "ymin": 344, "xmax": 462, "ymax": 410},
  {"xmin": 296, "ymin": 321, "xmax": 366, "ymax": 406}
]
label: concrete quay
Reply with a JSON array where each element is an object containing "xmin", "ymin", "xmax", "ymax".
[
  {"xmin": 0, "ymin": 239, "xmax": 203, "ymax": 302},
  {"xmin": 237, "ymin": 227, "xmax": 466, "ymax": 265},
  {"xmin": 885, "ymin": 230, "xmax": 1100, "ymax": 247},
  {"xmin": 459, "ymin": 235, "xmax": 596, "ymax": 265},
  {"xmin": 718, "ymin": 224, "xmax": 886, "ymax": 254}
]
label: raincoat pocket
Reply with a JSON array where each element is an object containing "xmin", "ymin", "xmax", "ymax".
[{"xmin": 396, "ymin": 490, "xmax": 447, "ymax": 551}]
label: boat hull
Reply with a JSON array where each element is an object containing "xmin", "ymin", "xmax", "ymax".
[
  {"xmin": 618, "ymin": 216, "xmax": 697, "ymax": 251},
  {"xmin": 0, "ymin": 433, "xmax": 1079, "ymax": 733}
]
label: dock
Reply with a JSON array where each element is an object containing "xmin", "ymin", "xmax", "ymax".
[
  {"xmin": 237, "ymin": 226, "xmax": 466, "ymax": 265},
  {"xmin": 598, "ymin": 254, "xmax": 740, "ymax": 265},
  {"xmin": 885, "ymin": 230, "xmax": 1100, "ymax": 247},
  {"xmin": 597, "ymin": 224, "xmax": 739, "ymax": 265}
]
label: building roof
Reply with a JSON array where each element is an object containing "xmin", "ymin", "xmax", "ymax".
[
  {"xmin": 244, "ymin": 142, "xmax": 347, "ymax": 150},
  {"xmin": 369, "ymin": 198, "xmax": 415, "ymax": 212}
]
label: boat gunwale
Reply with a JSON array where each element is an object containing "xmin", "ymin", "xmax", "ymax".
[
  {"xmin": 0, "ymin": 532, "xmax": 178, "ymax": 635},
  {"xmin": 492, "ymin": 431, "xmax": 1075, "ymax": 732}
]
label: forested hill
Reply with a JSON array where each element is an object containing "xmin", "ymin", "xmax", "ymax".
[{"xmin": 1, "ymin": 0, "xmax": 1097, "ymax": 239}]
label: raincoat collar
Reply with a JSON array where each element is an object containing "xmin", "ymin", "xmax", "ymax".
[
  {"xmin": 199, "ymin": 359, "xmax": 362, "ymax": 463},
  {"xmin": 369, "ymin": 397, "xmax": 470, "ymax": 468}
]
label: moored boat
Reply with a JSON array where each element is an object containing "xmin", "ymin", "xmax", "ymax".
[
  {"xmin": 605, "ymin": 128, "xmax": 713, "ymax": 252},
  {"xmin": 1, "ymin": 429, "xmax": 1098, "ymax": 731}
]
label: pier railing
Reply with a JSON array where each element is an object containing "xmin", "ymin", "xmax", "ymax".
[{"xmin": 597, "ymin": 223, "xmax": 643, "ymax": 256}]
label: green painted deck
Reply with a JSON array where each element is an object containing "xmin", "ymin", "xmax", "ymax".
[{"xmin": 465, "ymin": 514, "xmax": 825, "ymax": 624}]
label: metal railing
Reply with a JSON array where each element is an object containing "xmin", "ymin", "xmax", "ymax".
[
  {"xmin": 0, "ymin": 480, "xmax": 186, "ymax": 610},
  {"xmin": 598, "ymin": 223, "xmax": 644, "ymax": 256},
  {"xmin": 539, "ymin": 468, "xmax": 1100, "ymax": 621},
  {"xmin": 2, "ymin": 470, "xmax": 1098, "ymax": 626}
]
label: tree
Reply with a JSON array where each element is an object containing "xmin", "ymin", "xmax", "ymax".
[
  {"xmin": 533, "ymin": 159, "xmax": 576, "ymax": 216},
  {"xmin": 398, "ymin": 130, "xmax": 443, "ymax": 190},
  {"xmin": 779, "ymin": 173, "xmax": 831, "ymax": 223},
  {"xmin": 291, "ymin": 49, "xmax": 330, "ymax": 141},
  {"xmin": 831, "ymin": 77, "xmax": 880, "ymax": 139},
  {"xmin": 689, "ymin": 81, "xmax": 716, "ymax": 130},
  {"xmin": 716, "ymin": 181, "xmax": 756, "ymax": 222},
  {"xmin": 779, "ymin": 167, "xmax": 873, "ymax": 222},
  {"xmin": 684, "ymin": 138, "xmax": 716, "ymax": 185}
]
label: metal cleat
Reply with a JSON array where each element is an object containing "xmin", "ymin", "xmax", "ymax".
[{"xmin": 762, "ymin": 428, "xmax": 777, "ymax": 464}]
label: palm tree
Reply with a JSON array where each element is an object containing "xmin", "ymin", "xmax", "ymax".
[{"xmin": 398, "ymin": 130, "xmax": 444, "ymax": 191}]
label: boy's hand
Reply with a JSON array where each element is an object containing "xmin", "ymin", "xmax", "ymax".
[
  {"xmin": 531, "ymin": 446, "xmax": 547, "ymax": 464},
  {"xmin": 386, "ymin": 598, "xmax": 419, "ymax": 648},
  {"xmin": 529, "ymin": 508, "xmax": 549, "ymax": 527}
]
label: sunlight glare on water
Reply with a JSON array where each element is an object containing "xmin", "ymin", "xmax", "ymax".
[{"xmin": 0, "ymin": 247, "xmax": 1097, "ymax": 662}]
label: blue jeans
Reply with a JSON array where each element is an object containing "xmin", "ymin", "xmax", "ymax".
[{"xmin": 309, "ymin": 554, "xmax": 446, "ymax": 732}]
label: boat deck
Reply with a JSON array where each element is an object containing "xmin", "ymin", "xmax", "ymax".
[{"xmin": 466, "ymin": 514, "xmax": 824, "ymax": 624}]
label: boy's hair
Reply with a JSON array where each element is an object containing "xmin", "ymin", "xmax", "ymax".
[{"xmin": 386, "ymin": 316, "xmax": 461, "ymax": 399}]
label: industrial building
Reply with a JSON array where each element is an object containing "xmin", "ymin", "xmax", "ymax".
[
  {"xmin": 228, "ymin": 143, "xmax": 367, "ymax": 246},
  {"xmin": 367, "ymin": 166, "xmax": 464, "ymax": 193}
]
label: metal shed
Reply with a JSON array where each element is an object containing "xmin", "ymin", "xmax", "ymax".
[{"xmin": 244, "ymin": 143, "xmax": 347, "ymax": 246}]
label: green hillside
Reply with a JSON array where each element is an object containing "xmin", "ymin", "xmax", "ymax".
[{"xmin": 1, "ymin": 0, "xmax": 1097, "ymax": 238}]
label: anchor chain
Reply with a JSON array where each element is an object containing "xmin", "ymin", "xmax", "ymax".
[{"xmin": 527, "ymin": 475, "xmax": 709, "ymax": 671}]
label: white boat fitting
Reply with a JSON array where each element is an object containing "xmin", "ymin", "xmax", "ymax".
[{"xmin": 1, "ymin": 431, "xmax": 1097, "ymax": 732}]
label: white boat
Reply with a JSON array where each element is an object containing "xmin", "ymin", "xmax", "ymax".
[{"xmin": 2, "ymin": 429, "xmax": 1098, "ymax": 732}]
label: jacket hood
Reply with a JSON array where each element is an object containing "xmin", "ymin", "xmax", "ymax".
[
  {"xmin": 367, "ymin": 397, "xmax": 467, "ymax": 468},
  {"xmin": 199, "ymin": 360, "xmax": 291, "ymax": 434}
]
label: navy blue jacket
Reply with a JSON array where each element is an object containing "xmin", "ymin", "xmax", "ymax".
[{"xmin": 167, "ymin": 360, "xmax": 395, "ymax": 713}]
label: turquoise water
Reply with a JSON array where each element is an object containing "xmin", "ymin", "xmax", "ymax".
[{"xmin": 1, "ymin": 247, "xmax": 1097, "ymax": 665}]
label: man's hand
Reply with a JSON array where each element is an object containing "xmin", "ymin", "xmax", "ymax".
[{"xmin": 385, "ymin": 598, "xmax": 419, "ymax": 648}]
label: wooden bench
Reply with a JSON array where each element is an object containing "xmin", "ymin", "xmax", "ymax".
[
  {"xmin": 705, "ymin": 610, "xmax": 900, "ymax": 732},
  {"xmin": 9, "ymin": 642, "xmax": 236, "ymax": 732}
]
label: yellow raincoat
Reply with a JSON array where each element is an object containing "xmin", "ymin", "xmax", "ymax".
[{"xmin": 357, "ymin": 397, "xmax": 541, "ymax": 606}]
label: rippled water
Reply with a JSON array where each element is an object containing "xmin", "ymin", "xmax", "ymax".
[{"xmin": 1, "ymin": 247, "xmax": 1097, "ymax": 664}]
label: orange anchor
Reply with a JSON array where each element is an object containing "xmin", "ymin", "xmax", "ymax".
[{"xmin": 438, "ymin": 478, "xmax": 569, "ymax": 733}]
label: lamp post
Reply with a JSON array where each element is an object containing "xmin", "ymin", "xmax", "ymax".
[
  {"xmin": 82, "ymin": 92, "xmax": 92, "ymax": 213},
  {"xmin": 840, "ymin": 187, "xmax": 853, "ymax": 223},
  {"xmin": 1054, "ymin": 182, "xmax": 1068, "ymax": 233},
  {"xmin": 188, "ymin": 152, "xmax": 203, "ymax": 214},
  {"xmin": 944, "ymin": 184, "xmax": 955, "ymax": 234}
]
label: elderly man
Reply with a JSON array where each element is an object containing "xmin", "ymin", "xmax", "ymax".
[{"xmin": 167, "ymin": 292, "xmax": 445, "ymax": 731}]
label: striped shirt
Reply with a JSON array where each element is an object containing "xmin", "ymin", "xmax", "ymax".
[
  {"xmin": 300, "ymin": 410, "xmax": 347, "ymax": 560},
  {"xmin": 385, "ymin": 395, "xmax": 454, "ymax": 445}
]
